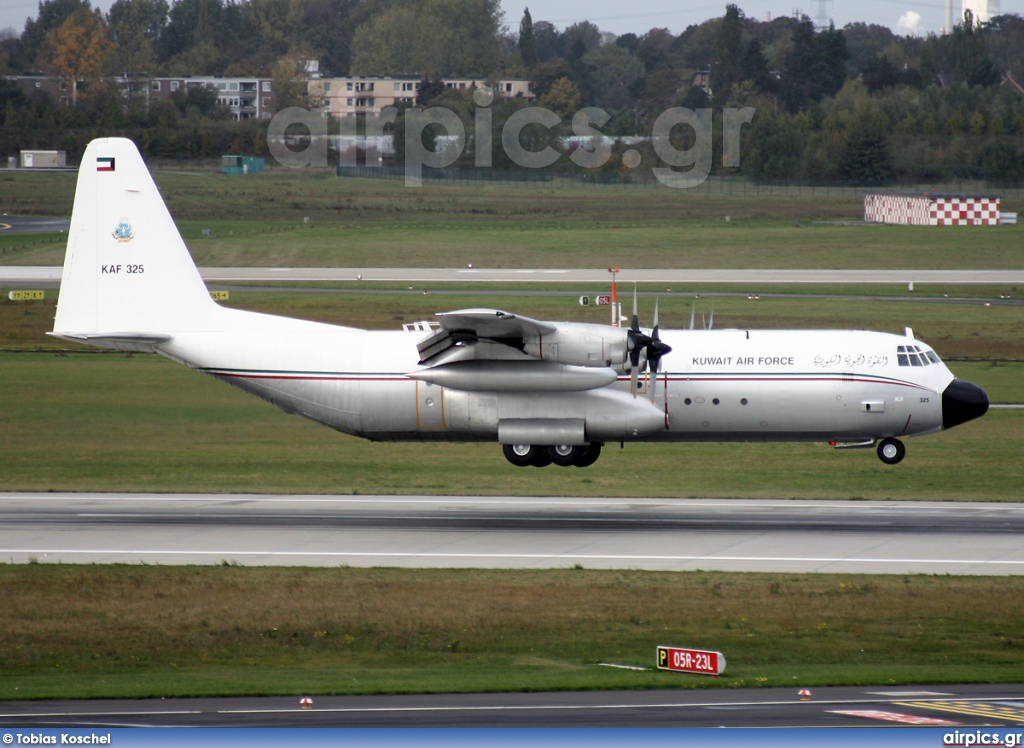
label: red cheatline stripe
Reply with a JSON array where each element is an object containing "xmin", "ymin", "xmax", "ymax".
[{"xmin": 207, "ymin": 371, "xmax": 405, "ymax": 382}]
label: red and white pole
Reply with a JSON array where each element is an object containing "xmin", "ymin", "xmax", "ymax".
[{"xmin": 608, "ymin": 267, "xmax": 620, "ymax": 327}]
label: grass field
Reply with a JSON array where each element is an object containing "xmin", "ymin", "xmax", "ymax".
[
  {"xmin": 1, "ymin": 566, "xmax": 1022, "ymax": 700},
  {"xmin": 2, "ymin": 169, "xmax": 1023, "ymax": 269}
]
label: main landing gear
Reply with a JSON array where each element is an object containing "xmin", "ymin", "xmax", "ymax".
[
  {"xmin": 876, "ymin": 437, "xmax": 906, "ymax": 465},
  {"xmin": 503, "ymin": 443, "xmax": 603, "ymax": 468}
]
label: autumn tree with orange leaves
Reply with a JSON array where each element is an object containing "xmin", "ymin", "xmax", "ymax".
[{"xmin": 40, "ymin": 7, "xmax": 112, "ymax": 105}]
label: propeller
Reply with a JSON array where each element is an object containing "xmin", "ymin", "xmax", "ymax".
[{"xmin": 627, "ymin": 288, "xmax": 672, "ymax": 399}]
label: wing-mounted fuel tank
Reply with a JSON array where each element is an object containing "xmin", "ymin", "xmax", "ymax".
[{"xmin": 408, "ymin": 360, "xmax": 617, "ymax": 392}]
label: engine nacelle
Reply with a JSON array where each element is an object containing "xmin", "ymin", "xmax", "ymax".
[{"xmin": 522, "ymin": 322, "xmax": 630, "ymax": 368}]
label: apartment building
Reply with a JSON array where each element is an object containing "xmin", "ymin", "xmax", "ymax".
[
  {"xmin": 311, "ymin": 75, "xmax": 535, "ymax": 118},
  {"xmin": 150, "ymin": 76, "xmax": 276, "ymax": 120}
]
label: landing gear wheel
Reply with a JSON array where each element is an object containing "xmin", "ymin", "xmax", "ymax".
[
  {"xmin": 572, "ymin": 442, "xmax": 603, "ymax": 468},
  {"xmin": 877, "ymin": 437, "xmax": 906, "ymax": 465},
  {"xmin": 530, "ymin": 449, "xmax": 553, "ymax": 467},
  {"xmin": 503, "ymin": 443, "xmax": 540, "ymax": 467},
  {"xmin": 548, "ymin": 444, "xmax": 586, "ymax": 467}
]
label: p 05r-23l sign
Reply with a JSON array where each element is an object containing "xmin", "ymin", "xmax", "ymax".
[{"xmin": 656, "ymin": 646, "xmax": 726, "ymax": 675}]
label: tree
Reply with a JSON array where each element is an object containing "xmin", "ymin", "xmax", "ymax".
[
  {"xmin": 170, "ymin": 80, "xmax": 223, "ymax": 117},
  {"xmin": 712, "ymin": 4, "xmax": 744, "ymax": 103},
  {"xmin": 40, "ymin": 7, "xmax": 110, "ymax": 104},
  {"xmin": 518, "ymin": 6, "xmax": 536, "ymax": 68},
  {"xmin": 416, "ymin": 76, "xmax": 446, "ymax": 105},
  {"xmin": 530, "ymin": 20, "xmax": 561, "ymax": 62},
  {"xmin": 861, "ymin": 53, "xmax": 899, "ymax": 93},
  {"xmin": 18, "ymin": 0, "xmax": 90, "ymax": 71},
  {"xmin": 271, "ymin": 57, "xmax": 309, "ymax": 110},
  {"xmin": 349, "ymin": 4, "xmax": 438, "ymax": 75},
  {"xmin": 159, "ymin": 0, "xmax": 225, "ymax": 71},
  {"xmin": 636, "ymin": 27, "xmax": 676, "ymax": 72},
  {"xmin": 839, "ymin": 126, "xmax": 893, "ymax": 184},
  {"xmin": 953, "ymin": 10, "xmax": 999, "ymax": 87},
  {"xmin": 300, "ymin": 0, "xmax": 355, "ymax": 75},
  {"xmin": 780, "ymin": 17, "xmax": 849, "ymax": 111},
  {"xmin": 539, "ymin": 75, "xmax": 579, "ymax": 118},
  {"xmin": 740, "ymin": 37, "xmax": 770, "ymax": 91},
  {"xmin": 107, "ymin": 0, "xmax": 168, "ymax": 105},
  {"xmin": 350, "ymin": 0, "xmax": 502, "ymax": 77}
]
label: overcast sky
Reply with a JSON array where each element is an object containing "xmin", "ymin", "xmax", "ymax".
[{"xmin": 1, "ymin": 0, "xmax": 1019, "ymax": 45}]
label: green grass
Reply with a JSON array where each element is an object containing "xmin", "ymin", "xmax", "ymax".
[
  {"xmin": 0, "ymin": 352, "xmax": 1019, "ymax": 499},
  {"xmin": 2, "ymin": 168, "xmax": 1023, "ymax": 268},
  {"xmin": 1, "ymin": 566, "xmax": 1022, "ymax": 700}
]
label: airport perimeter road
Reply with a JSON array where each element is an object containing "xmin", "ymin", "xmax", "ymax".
[
  {"xmin": 4, "ymin": 267, "xmax": 1024, "ymax": 286},
  {"xmin": 1, "ymin": 684, "xmax": 1023, "ymax": 727},
  {"xmin": 1, "ymin": 494, "xmax": 1022, "ymax": 574}
]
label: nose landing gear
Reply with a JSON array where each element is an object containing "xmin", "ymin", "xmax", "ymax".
[{"xmin": 876, "ymin": 437, "xmax": 906, "ymax": 465}]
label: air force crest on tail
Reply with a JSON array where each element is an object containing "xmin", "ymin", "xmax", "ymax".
[{"xmin": 112, "ymin": 219, "xmax": 134, "ymax": 243}]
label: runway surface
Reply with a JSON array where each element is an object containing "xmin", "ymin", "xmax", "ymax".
[
  {"xmin": 2, "ymin": 493, "xmax": 1022, "ymax": 574},
  {"xmin": 2, "ymin": 683, "xmax": 1023, "ymax": 727},
  {"xmin": 3, "ymin": 266, "xmax": 1024, "ymax": 286}
]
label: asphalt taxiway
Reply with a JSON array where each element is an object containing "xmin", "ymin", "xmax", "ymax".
[
  {"xmin": 1, "ymin": 493, "xmax": 1021, "ymax": 574},
  {"xmin": 3, "ymin": 267, "xmax": 1024, "ymax": 287},
  {"xmin": 0, "ymin": 216, "xmax": 70, "ymax": 235},
  {"xmin": 2, "ymin": 684, "xmax": 1023, "ymax": 727}
]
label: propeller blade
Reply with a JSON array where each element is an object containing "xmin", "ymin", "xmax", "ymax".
[
  {"xmin": 708, "ymin": 305, "xmax": 714, "ymax": 330},
  {"xmin": 689, "ymin": 304, "xmax": 695, "ymax": 330},
  {"xmin": 652, "ymin": 297, "xmax": 660, "ymax": 335},
  {"xmin": 630, "ymin": 361, "xmax": 639, "ymax": 398},
  {"xmin": 631, "ymin": 285, "xmax": 639, "ymax": 332}
]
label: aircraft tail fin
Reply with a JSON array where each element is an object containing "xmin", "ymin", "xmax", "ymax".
[{"xmin": 52, "ymin": 138, "xmax": 219, "ymax": 344}]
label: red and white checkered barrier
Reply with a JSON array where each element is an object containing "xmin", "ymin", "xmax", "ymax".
[
  {"xmin": 864, "ymin": 193, "xmax": 1001, "ymax": 226},
  {"xmin": 929, "ymin": 197, "xmax": 1000, "ymax": 225}
]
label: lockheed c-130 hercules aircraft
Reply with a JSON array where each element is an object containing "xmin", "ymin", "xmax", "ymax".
[{"xmin": 51, "ymin": 138, "xmax": 989, "ymax": 468}]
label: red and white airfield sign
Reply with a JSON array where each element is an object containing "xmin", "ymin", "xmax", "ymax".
[{"xmin": 656, "ymin": 646, "xmax": 726, "ymax": 676}]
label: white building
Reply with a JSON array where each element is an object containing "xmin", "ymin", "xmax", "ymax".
[{"xmin": 150, "ymin": 76, "xmax": 275, "ymax": 120}]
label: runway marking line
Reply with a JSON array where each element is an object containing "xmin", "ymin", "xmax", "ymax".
[{"xmin": 896, "ymin": 701, "xmax": 1024, "ymax": 724}]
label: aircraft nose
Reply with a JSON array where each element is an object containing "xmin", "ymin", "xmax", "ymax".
[{"xmin": 942, "ymin": 379, "xmax": 989, "ymax": 430}]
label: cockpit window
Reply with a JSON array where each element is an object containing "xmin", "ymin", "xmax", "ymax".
[{"xmin": 897, "ymin": 344, "xmax": 939, "ymax": 367}]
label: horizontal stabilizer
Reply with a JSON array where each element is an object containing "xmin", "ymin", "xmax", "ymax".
[{"xmin": 47, "ymin": 331, "xmax": 173, "ymax": 353}]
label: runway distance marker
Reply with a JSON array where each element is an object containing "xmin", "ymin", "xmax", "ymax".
[
  {"xmin": 656, "ymin": 645, "xmax": 725, "ymax": 675},
  {"xmin": 8, "ymin": 290, "xmax": 44, "ymax": 301}
]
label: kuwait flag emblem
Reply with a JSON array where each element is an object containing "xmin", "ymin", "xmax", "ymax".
[{"xmin": 97, "ymin": 157, "xmax": 115, "ymax": 172}]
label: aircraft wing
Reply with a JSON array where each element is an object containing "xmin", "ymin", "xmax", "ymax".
[{"xmin": 417, "ymin": 309, "xmax": 558, "ymax": 364}]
